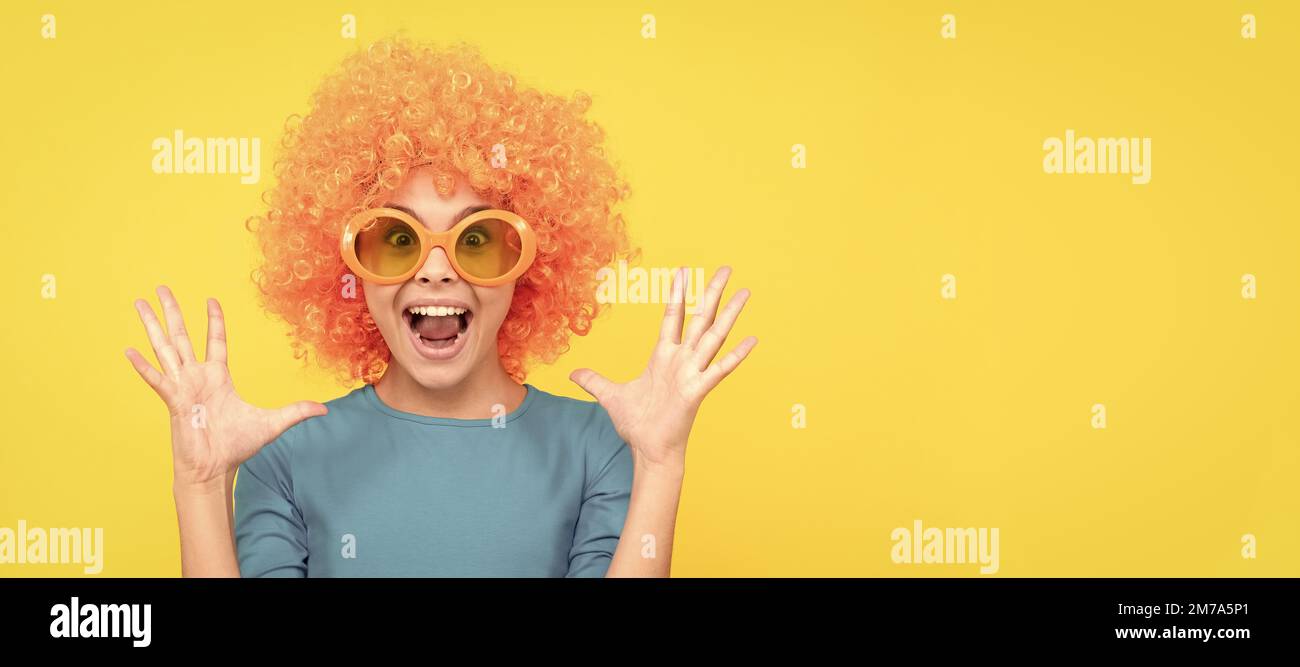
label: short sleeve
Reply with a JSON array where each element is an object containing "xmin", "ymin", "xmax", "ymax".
[
  {"xmin": 566, "ymin": 408, "xmax": 633, "ymax": 577},
  {"xmin": 233, "ymin": 438, "xmax": 308, "ymax": 578}
]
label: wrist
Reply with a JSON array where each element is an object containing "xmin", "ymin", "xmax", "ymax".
[
  {"xmin": 172, "ymin": 471, "xmax": 232, "ymax": 500},
  {"xmin": 632, "ymin": 449, "xmax": 686, "ymax": 481}
]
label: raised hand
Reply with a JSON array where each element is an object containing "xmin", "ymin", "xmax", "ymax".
[
  {"xmin": 570, "ymin": 267, "xmax": 756, "ymax": 471},
  {"xmin": 125, "ymin": 286, "xmax": 327, "ymax": 488}
]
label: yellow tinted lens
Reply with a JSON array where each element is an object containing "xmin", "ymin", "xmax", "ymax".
[
  {"xmin": 455, "ymin": 217, "xmax": 523, "ymax": 280},
  {"xmin": 355, "ymin": 216, "xmax": 422, "ymax": 278}
]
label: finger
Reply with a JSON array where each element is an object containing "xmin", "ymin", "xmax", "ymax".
[
  {"xmin": 658, "ymin": 267, "xmax": 687, "ymax": 344},
  {"xmin": 205, "ymin": 298, "xmax": 227, "ymax": 364},
  {"xmin": 156, "ymin": 286, "xmax": 197, "ymax": 364},
  {"xmin": 569, "ymin": 368, "xmax": 616, "ymax": 403},
  {"xmin": 263, "ymin": 401, "xmax": 328, "ymax": 441},
  {"xmin": 703, "ymin": 336, "xmax": 757, "ymax": 389},
  {"xmin": 124, "ymin": 347, "xmax": 170, "ymax": 399},
  {"xmin": 134, "ymin": 298, "xmax": 183, "ymax": 378},
  {"xmin": 683, "ymin": 266, "xmax": 732, "ymax": 348},
  {"xmin": 695, "ymin": 288, "xmax": 751, "ymax": 370}
]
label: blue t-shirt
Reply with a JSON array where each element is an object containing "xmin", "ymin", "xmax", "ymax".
[{"xmin": 233, "ymin": 384, "xmax": 632, "ymax": 577}]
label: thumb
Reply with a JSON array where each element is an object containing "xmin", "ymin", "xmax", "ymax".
[
  {"xmin": 265, "ymin": 401, "xmax": 328, "ymax": 439},
  {"xmin": 570, "ymin": 368, "xmax": 616, "ymax": 403}
]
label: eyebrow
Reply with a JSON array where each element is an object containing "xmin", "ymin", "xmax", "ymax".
[{"xmin": 382, "ymin": 203, "xmax": 492, "ymax": 227}]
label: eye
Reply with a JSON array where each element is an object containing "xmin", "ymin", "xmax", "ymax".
[
  {"xmin": 385, "ymin": 229, "xmax": 415, "ymax": 247},
  {"xmin": 460, "ymin": 226, "xmax": 491, "ymax": 248}
]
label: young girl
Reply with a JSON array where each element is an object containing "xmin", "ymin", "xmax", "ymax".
[{"xmin": 124, "ymin": 37, "xmax": 755, "ymax": 577}]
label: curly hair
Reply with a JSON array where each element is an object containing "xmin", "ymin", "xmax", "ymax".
[{"xmin": 248, "ymin": 36, "xmax": 633, "ymax": 385}]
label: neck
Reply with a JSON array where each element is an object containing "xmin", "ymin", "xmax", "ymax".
[{"xmin": 373, "ymin": 356, "xmax": 527, "ymax": 419}]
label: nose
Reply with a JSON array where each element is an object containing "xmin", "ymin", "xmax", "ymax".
[{"xmin": 414, "ymin": 246, "xmax": 459, "ymax": 285}]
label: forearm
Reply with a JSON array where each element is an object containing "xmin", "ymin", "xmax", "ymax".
[
  {"xmin": 172, "ymin": 475, "xmax": 242, "ymax": 578},
  {"xmin": 606, "ymin": 453, "xmax": 685, "ymax": 578}
]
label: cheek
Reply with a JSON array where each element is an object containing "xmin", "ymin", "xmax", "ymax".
[
  {"xmin": 474, "ymin": 284, "xmax": 516, "ymax": 330},
  {"xmin": 362, "ymin": 283, "xmax": 401, "ymax": 328}
]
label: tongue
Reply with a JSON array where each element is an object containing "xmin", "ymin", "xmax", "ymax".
[{"xmin": 413, "ymin": 314, "xmax": 460, "ymax": 340}]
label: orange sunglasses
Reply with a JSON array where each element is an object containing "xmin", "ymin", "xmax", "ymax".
[{"xmin": 340, "ymin": 207, "xmax": 537, "ymax": 287}]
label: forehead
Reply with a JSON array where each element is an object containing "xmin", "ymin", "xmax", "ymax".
[{"xmin": 385, "ymin": 169, "xmax": 491, "ymax": 232}]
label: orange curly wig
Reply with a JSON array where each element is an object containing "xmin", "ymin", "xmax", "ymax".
[{"xmin": 249, "ymin": 36, "xmax": 633, "ymax": 385}]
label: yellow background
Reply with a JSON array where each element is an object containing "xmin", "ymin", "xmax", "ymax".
[{"xmin": 1, "ymin": 1, "xmax": 1296, "ymax": 576}]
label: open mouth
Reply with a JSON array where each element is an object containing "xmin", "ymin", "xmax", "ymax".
[{"xmin": 403, "ymin": 304, "xmax": 472, "ymax": 359}]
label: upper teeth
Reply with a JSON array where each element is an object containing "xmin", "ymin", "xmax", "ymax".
[{"xmin": 408, "ymin": 305, "xmax": 467, "ymax": 317}]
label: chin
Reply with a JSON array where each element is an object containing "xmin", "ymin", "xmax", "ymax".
[
  {"xmin": 405, "ymin": 364, "xmax": 476, "ymax": 391},
  {"xmin": 393, "ymin": 338, "xmax": 484, "ymax": 391}
]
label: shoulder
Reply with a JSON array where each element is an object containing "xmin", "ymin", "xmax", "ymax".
[
  {"xmin": 523, "ymin": 385, "xmax": 607, "ymax": 420},
  {"xmin": 238, "ymin": 386, "xmax": 368, "ymax": 490},
  {"xmin": 285, "ymin": 385, "xmax": 373, "ymax": 444},
  {"xmin": 523, "ymin": 385, "xmax": 630, "ymax": 480},
  {"xmin": 522, "ymin": 386, "xmax": 620, "ymax": 443}
]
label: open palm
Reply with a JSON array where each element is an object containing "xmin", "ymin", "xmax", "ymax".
[
  {"xmin": 126, "ymin": 287, "xmax": 326, "ymax": 486},
  {"xmin": 571, "ymin": 267, "xmax": 756, "ymax": 469}
]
